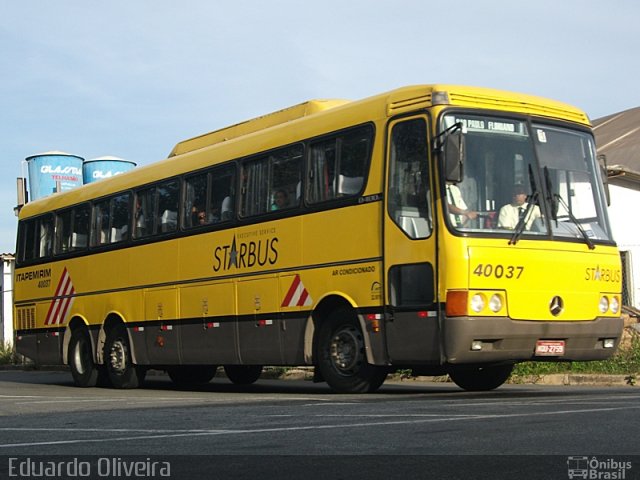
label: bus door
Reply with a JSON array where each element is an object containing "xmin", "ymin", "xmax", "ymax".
[{"xmin": 384, "ymin": 116, "xmax": 440, "ymax": 364}]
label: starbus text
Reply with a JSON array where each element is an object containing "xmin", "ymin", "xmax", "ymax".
[{"xmin": 213, "ymin": 236, "xmax": 278, "ymax": 272}]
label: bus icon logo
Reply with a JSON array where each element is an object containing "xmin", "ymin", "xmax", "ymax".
[
  {"xmin": 567, "ymin": 456, "xmax": 589, "ymax": 479},
  {"xmin": 567, "ymin": 456, "xmax": 633, "ymax": 479}
]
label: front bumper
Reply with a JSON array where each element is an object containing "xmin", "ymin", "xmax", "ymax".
[{"xmin": 443, "ymin": 316, "xmax": 623, "ymax": 364}]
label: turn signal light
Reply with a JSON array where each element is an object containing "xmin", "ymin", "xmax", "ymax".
[{"xmin": 446, "ymin": 291, "xmax": 469, "ymax": 317}]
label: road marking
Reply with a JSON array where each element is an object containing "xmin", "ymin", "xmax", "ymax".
[
  {"xmin": 0, "ymin": 394, "xmax": 331, "ymax": 406},
  {"xmin": 1, "ymin": 404, "xmax": 640, "ymax": 449},
  {"xmin": 0, "ymin": 427, "xmax": 212, "ymax": 433},
  {"xmin": 0, "ymin": 394, "xmax": 207, "ymax": 401}
]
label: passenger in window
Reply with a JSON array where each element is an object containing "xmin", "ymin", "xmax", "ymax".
[
  {"xmin": 220, "ymin": 196, "xmax": 233, "ymax": 221},
  {"xmin": 191, "ymin": 205, "xmax": 208, "ymax": 226},
  {"xmin": 134, "ymin": 199, "xmax": 146, "ymax": 236},
  {"xmin": 497, "ymin": 184, "xmax": 541, "ymax": 230},
  {"xmin": 271, "ymin": 190, "xmax": 289, "ymax": 210}
]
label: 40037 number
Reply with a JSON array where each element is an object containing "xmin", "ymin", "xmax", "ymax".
[{"xmin": 473, "ymin": 264, "xmax": 524, "ymax": 279}]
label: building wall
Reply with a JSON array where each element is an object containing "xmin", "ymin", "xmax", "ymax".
[
  {"xmin": 1, "ymin": 255, "xmax": 14, "ymax": 347},
  {"xmin": 608, "ymin": 183, "xmax": 640, "ymax": 308}
]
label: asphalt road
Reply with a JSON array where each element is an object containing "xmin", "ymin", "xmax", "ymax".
[{"xmin": 0, "ymin": 370, "xmax": 639, "ymax": 479}]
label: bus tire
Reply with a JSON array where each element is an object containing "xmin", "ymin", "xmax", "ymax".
[
  {"xmin": 317, "ymin": 308, "xmax": 387, "ymax": 393},
  {"xmin": 104, "ymin": 324, "xmax": 145, "ymax": 389},
  {"xmin": 224, "ymin": 365, "xmax": 263, "ymax": 385},
  {"xmin": 448, "ymin": 364, "xmax": 514, "ymax": 391},
  {"xmin": 168, "ymin": 365, "xmax": 218, "ymax": 387},
  {"xmin": 69, "ymin": 327, "xmax": 99, "ymax": 388}
]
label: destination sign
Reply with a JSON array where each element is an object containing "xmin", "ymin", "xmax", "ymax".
[{"xmin": 446, "ymin": 115, "xmax": 525, "ymax": 136}]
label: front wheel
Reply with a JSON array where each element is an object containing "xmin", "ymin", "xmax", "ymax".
[
  {"xmin": 69, "ymin": 328, "xmax": 98, "ymax": 387},
  {"xmin": 317, "ymin": 308, "xmax": 387, "ymax": 393},
  {"xmin": 448, "ymin": 364, "xmax": 514, "ymax": 391},
  {"xmin": 104, "ymin": 324, "xmax": 145, "ymax": 389}
]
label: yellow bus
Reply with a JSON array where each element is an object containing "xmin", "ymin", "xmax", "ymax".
[{"xmin": 13, "ymin": 84, "xmax": 623, "ymax": 393}]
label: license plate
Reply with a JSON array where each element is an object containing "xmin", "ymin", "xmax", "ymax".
[{"xmin": 535, "ymin": 340, "xmax": 565, "ymax": 356}]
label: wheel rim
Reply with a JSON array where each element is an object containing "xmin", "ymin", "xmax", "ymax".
[
  {"xmin": 109, "ymin": 338, "xmax": 128, "ymax": 375},
  {"xmin": 72, "ymin": 340, "xmax": 88, "ymax": 375},
  {"xmin": 329, "ymin": 325, "xmax": 364, "ymax": 376}
]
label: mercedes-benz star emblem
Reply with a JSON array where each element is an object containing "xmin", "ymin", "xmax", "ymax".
[{"xmin": 549, "ymin": 296, "xmax": 564, "ymax": 316}]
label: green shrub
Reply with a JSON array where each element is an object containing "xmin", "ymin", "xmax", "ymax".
[
  {"xmin": 512, "ymin": 336, "xmax": 640, "ymax": 377},
  {"xmin": 0, "ymin": 342, "xmax": 16, "ymax": 365}
]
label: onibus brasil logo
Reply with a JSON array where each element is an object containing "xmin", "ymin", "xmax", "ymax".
[{"xmin": 567, "ymin": 456, "xmax": 632, "ymax": 479}]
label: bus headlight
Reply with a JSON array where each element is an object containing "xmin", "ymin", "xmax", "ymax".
[
  {"xmin": 610, "ymin": 296, "xmax": 620, "ymax": 314},
  {"xmin": 489, "ymin": 294, "xmax": 503, "ymax": 313},
  {"xmin": 599, "ymin": 296, "xmax": 609, "ymax": 314},
  {"xmin": 470, "ymin": 293, "xmax": 486, "ymax": 313}
]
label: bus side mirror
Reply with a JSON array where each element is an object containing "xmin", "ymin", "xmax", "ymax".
[{"xmin": 444, "ymin": 130, "xmax": 466, "ymax": 183}]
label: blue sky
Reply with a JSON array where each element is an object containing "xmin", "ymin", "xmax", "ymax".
[{"xmin": 1, "ymin": 0, "xmax": 639, "ymax": 253}]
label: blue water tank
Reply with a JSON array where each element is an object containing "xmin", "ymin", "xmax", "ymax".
[
  {"xmin": 25, "ymin": 151, "xmax": 84, "ymax": 201},
  {"xmin": 83, "ymin": 156, "xmax": 136, "ymax": 184}
]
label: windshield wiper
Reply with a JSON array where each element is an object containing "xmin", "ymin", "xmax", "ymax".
[
  {"xmin": 553, "ymin": 193, "xmax": 596, "ymax": 250},
  {"xmin": 509, "ymin": 165, "xmax": 540, "ymax": 245},
  {"xmin": 542, "ymin": 166, "xmax": 595, "ymax": 250},
  {"xmin": 509, "ymin": 191, "xmax": 538, "ymax": 245},
  {"xmin": 543, "ymin": 166, "xmax": 557, "ymax": 221}
]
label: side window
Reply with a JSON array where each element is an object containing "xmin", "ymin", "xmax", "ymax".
[
  {"xmin": 38, "ymin": 214, "xmax": 55, "ymax": 258},
  {"xmin": 240, "ymin": 145, "xmax": 302, "ymax": 217},
  {"xmin": 56, "ymin": 205, "xmax": 89, "ymax": 255},
  {"xmin": 56, "ymin": 209, "xmax": 73, "ymax": 255},
  {"xmin": 388, "ymin": 118, "xmax": 431, "ymax": 239},
  {"xmin": 184, "ymin": 172, "xmax": 209, "ymax": 228},
  {"xmin": 157, "ymin": 180, "xmax": 180, "ymax": 233},
  {"xmin": 92, "ymin": 193, "xmax": 131, "ymax": 245},
  {"xmin": 111, "ymin": 193, "xmax": 131, "ymax": 243},
  {"xmin": 134, "ymin": 187, "xmax": 155, "ymax": 238},
  {"xmin": 17, "ymin": 220, "xmax": 36, "ymax": 263},
  {"xmin": 241, "ymin": 156, "xmax": 269, "ymax": 216},
  {"xmin": 307, "ymin": 125, "xmax": 372, "ymax": 203},
  {"xmin": 72, "ymin": 204, "xmax": 91, "ymax": 250},
  {"xmin": 270, "ymin": 146, "xmax": 302, "ymax": 211},
  {"xmin": 210, "ymin": 165, "xmax": 236, "ymax": 223},
  {"xmin": 308, "ymin": 137, "xmax": 336, "ymax": 203},
  {"xmin": 18, "ymin": 215, "xmax": 53, "ymax": 262},
  {"xmin": 133, "ymin": 180, "xmax": 179, "ymax": 238},
  {"xmin": 339, "ymin": 128, "xmax": 370, "ymax": 194},
  {"xmin": 92, "ymin": 200, "xmax": 110, "ymax": 246}
]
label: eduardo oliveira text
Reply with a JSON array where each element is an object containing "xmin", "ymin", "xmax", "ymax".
[{"xmin": 8, "ymin": 457, "xmax": 171, "ymax": 478}]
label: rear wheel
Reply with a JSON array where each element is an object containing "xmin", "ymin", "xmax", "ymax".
[
  {"xmin": 104, "ymin": 324, "xmax": 145, "ymax": 389},
  {"xmin": 168, "ymin": 365, "xmax": 218, "ymax": 387},
  {"xmin": 448, "ymin": 364, "xmax": 514, "ymax": 391},
  {"xmin": 224, "ymin": 365, "xmax": 263, "ymax": 385},
  {"xmin": 317, "ymin": 308, "xmax": 387, "ymax": 393},
  {"xmin": 69, "ymin": 328, "xmax": 98, "ymax": 387}
]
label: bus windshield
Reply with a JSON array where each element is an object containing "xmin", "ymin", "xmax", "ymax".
[{"xmin": 442, "ymin": 113, "xmax": 612, "ymax": 243}]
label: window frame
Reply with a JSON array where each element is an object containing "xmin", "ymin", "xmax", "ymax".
[{"xmin": 306, "ymin": 124, "xmax": 373, "ymax": 205}]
